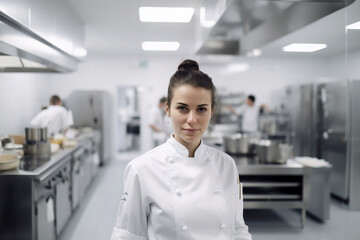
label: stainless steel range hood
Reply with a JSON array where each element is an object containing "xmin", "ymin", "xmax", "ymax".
[
  {"xmin": 197, "ymin": 0, "xmax": 355, "ymax": 55},
  {"xmin": 0, "ymin": 11, "xmax": 80, "ymax": 73}
]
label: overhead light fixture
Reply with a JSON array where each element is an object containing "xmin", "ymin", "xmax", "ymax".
[
  {"xmin": 282, "ymin": 43, "xmax": 327, "ymax": 52},
  {"xmin": 346, "ymin": 20, "xmax": 360, "ymax": 30},
  {"xmin": 139, "ymin": 7, "xmax": 194, "ymax": 23},
  {"xmin": 200, "ymin": 7, "xmax": 215, "ymax": 28},
  {"xmin": 0, "ymin": 56, "xmax": 46, "ymax": 69},
  {"xmin": 73, "ymin": 48, "xmax": 88, "ymax": 58},
  {"xmin": 142, "ymin": 41, "xmax": 180, "ymax": 51}
]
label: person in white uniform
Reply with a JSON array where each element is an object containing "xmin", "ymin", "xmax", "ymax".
[
  {"xmin": 30, "ymin": 95, "xmax": 74, "ymax": 137},
  {"xmin": 111, "ymin": 59, "xmax": 252, "ymax": 240},
  {"xmin": 232, "ymin": 95, "xmax": 259, "ymax": 133},
  {"xmin": 148, "ymin": 97, "xmax": 169, "ymax": 147}
]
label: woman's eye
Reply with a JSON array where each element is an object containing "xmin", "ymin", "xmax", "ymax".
[
  {"xmin": 197, "ymin": 107, "xmax": 207, "ymax": 112},
  {"xmin": 177, "ymin": 106, "xmax": 188, "ymax": 111}
]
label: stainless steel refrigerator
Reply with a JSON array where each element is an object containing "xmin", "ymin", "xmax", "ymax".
[
  {"xmin": 317, "ymin": 80, "xmax": 360, "ymax": 210},
  {"xmin": 288, "ymin": 80, "xmax": 360, "ymax": 210},
  {"xmin": 65, "ymin": 90, "xmax": 113, "ymax": 166}
]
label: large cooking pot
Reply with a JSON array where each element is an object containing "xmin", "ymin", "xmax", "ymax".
[
  {"xmin": 223, "ymin": 133, "xmax": 256, "ymax": 155},
  {"xmin": 25, "ymin": 127, "xmax": 47, "ymax": 143},
  {"xmin": 256, "ymin": 140, "xmax": 294, "ymax": 164},
  {"xmin": 256, "ymin": 140, "xmax": 282, "ymax": 164}
]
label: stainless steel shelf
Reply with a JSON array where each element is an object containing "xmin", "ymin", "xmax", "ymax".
[
  {"xmin": 242, "ymin": 182, "xmax": 300, "ymax": 187},
  {"xmin": 244, "ymin": 194, "xmax": 300, "ymax": 200}
]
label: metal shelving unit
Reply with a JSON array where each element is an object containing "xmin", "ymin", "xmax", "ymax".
[{"xmin": 235, "ymin": 158, "xmax": 310, "ymax": 228}]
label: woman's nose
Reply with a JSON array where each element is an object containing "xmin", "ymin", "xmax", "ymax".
[{"xmin": 187, "ymin": 111, "xmax": 197, "ymax": 124}]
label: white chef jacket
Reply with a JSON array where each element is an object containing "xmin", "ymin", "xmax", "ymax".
[
  {"xmin": 111, "ymin": 135, "xmax": 252, "ymax": 240},
  {"xmin": 236, "ymin": 105, "xmax": 258, "ymax": 133},
  {"xmin": 30, "ymin": 105, "xmax": 73, "ymax": 136}
]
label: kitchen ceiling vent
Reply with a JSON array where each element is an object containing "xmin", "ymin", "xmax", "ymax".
[
  {"xmin": 0, "ymin": 7, "xmax": 83, "ymax": 73},
  {"xmin": 197, "ymin": 0, "xmax": 355, "ymax": 55}
]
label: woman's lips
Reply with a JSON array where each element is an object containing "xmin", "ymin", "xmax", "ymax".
[{"xmin": 183, "ymin": 128, "xmax": 199, "ymax": 133}]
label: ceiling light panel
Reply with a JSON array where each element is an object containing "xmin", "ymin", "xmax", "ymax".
[
  {"xmin": 139, "ymin": 7, "xmax": 194, "ymax": 22},
  {"xmin": 282, "ymin": 43, "xmax": 327, "ymax": 52},
  {"xmin": 142, "ymin": 41, "xmax": 180, "ymax": 51},
  {"xmin": 346, "ymin": 21, "xmax": 360, "ymax": 30}
]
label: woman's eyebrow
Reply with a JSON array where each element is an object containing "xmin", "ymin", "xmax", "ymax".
[
  {"xmin": 176, "ymin": 102, "xmax": 209, "ymax": 107},
  {"xmin": 176, "ymin": 102, "xmax": 188, "ymax": 106},
  {"xmin": 197, "ymin": 104, "xmax": 209, "ymax": 107}
]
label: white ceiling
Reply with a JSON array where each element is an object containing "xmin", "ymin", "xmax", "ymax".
[
  {"xmin": 66, "ymin": 0, "xmax": 205, "ymax": 58},
  {"xmin": 66, "ymin": 0, "xmax": 360, "ymax": 59}
]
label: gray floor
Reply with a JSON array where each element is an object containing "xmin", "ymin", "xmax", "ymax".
[{"xmin": 59, "ymin": 152, "xmax": 360, "ymax": 240}]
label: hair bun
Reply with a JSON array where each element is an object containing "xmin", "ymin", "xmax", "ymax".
[{"xmin": 177, "ymin": 59, "xmax": 199, "ymax": 71}]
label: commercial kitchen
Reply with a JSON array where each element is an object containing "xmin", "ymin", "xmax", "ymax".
[{"xmin": 1, "ymin": 0, "xmax": 360, "ymax": 239}]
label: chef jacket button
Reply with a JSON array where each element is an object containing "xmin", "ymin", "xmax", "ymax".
[
  {"xmin": 181, "ymin": 225, "xmax": 188, "ymax": 231},
  {"xmin": 168, "ymin": 157, "xmax": 175, "ymax": 164},
  {"xmin": 176, "ymin": 188, "xmax": 182, "ymax": 197},
  {"xmin": 220, "ymin": 224, "xmax": 227, "ymax": 230},
  {"xmin": 214, "ymin": 188, "xmax": 221, "ymax": 195}
]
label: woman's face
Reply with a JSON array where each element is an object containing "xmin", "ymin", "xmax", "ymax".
[{"xmin": 166, "ymin": 85, "xmax": 213, "ymax": 149}]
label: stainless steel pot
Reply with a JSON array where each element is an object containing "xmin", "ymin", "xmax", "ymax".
[
  {"xmin": 25, "ymin": 127, "xmax": 47, "ymax": 143},
  {"xmin": 256, "ymin": 140, "xmax": 283, "ymax": 164},
  {"xmin": 223, "ymin": 133, "xmax": 255, "ymax": 155}
]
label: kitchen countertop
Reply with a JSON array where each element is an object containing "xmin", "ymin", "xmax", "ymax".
[{"xmin": 0, "ymin": 130, "xmax": 99, "ymax": 177}]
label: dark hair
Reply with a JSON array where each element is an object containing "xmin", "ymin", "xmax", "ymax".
[
  {"xmin": 167, "ymin": 59, "xmax": 216, "ymax": 109},
  {"xmin": 248, "ymin": 95, "xmax": 255, "ymax": 103},
  {"xmin": 50, "ymin": 95, "xmax": 61, "ymax": 105},
  {"xmin": 159, "ymin": 97, "xmax": 167, "ymax": 103}
]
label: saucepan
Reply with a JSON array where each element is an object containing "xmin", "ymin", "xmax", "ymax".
[
  {"xmin": 256, "ymin": 140, "xmax": 293, "ymax": 164},
  {"xmin": 223, "ymin": 133, "xmax": 257, "ymax": 155}
]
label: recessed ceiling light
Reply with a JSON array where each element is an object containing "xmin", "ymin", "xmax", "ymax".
[
  {"xmin": 282, "ymin": 43, "xmax": 327, "ymax": 52},
  {"xmin": 200, "ymin": 7, "xmax": 215, "ymax": 28},
  {"xmin": 142, "ymin": 41, "xmax": 180, "ymax": 51},
  {"xmin": 139, "ymin": 7, "xmax": 194, "ymax": 23},
  {"xmin": 346, "ymin": 20, "xmax": 360, "ymax": 30}
]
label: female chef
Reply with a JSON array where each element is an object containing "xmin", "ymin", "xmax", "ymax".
[{"xmin": 111, "ymin": 59, "xmax": 252, "ymax": 240}]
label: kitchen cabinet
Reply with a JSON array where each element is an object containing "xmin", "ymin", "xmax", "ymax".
[{"xmin": 0, "ymin": 130, "xmax": 100, "ymax": 240}]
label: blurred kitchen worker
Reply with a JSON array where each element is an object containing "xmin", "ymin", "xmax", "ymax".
[
  {"xmin": 148, "ymin": 96, "xmax": 168, "ymax": 147},
  {"xmin": 30, "ymin": 95, "xmax": 74, "ymax": 137},
  {"xmin": 230, "ymin": 95, "xmax": 259, "ymax": 133},
  {"xmin": 111, "ymin": 59, "xmax": 252, "ymax": 240}
]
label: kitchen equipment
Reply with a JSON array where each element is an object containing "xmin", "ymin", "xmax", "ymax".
[
  {"xmin": 256, "ymin": 140, "xmax": 283, "ymax": 164},
  {"xmin": 223, "ymin": 133, "xmax": 256, "ymax": 155},
  {"xmin": 25, "ymin": 127, "xmax": 41, "ymax": 143},
  {"xmin": 24, "ymin": 127, "xmax": 50, "ymax": 158},
  {"xmin": 0, "ymin": 154, "xmax": 20, "ymax": 171},
  {"xmin": 279, "ymin": 144, "xmax": 294, "ymax": 163}
]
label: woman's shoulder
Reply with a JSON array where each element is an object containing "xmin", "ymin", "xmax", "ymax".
[
  {"xmin": 127, "ymin": 143, "xmax": 169, "ymax": 169},
  {"xmin": 203, "ymin": 144, "xmax": 234, "ymax": 162}
]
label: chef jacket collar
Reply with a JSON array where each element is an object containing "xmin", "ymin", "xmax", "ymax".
[{"xmin": 167, "ymin": 134, "xmax": 206, "ymax": 158}]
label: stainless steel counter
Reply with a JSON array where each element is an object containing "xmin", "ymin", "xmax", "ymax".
[
  {"xmin": 0, "ymin": 131, "xmax": 100, "ymax": 177},
  {"xmin": 0, "ymin": 130, "xmax": 101, "ymax": 240}
]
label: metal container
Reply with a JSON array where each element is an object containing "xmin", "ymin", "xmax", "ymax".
[
  {"xmin": 279, "ymin": 144, "xmax": 294, "ymax": 163},
  {"xmin": 256, "ymin": 140, "xmax": 283, "ymax": 164},
  {"xmin": 25, "ymin": 127, "xmax": 41, "ymax": 143},
  {"xmin": 223, "ymin": 133, "xmax": 255, "ymax": 155},
  {"xmin": 40, "ymin": 128, "xmax": 47, "ymax": 142},
  {"xmin": 25, "ymin": 127, "xmax": 48, "ymax": 143}
]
